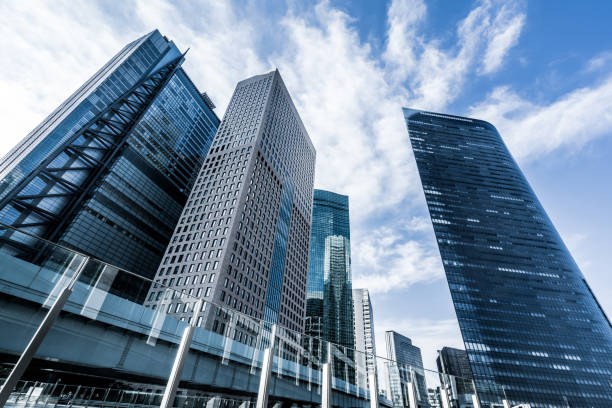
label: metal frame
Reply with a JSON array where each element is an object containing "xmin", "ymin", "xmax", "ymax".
[{"xmin": 0, "ymin": 56, "xmax": 184, "ymax": 245}]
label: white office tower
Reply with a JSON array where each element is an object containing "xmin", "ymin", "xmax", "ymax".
[
  {"xmin": 146, "ymin": 70, "xmax": 316, "ymax": 336},
  {"xmin": 353, "ymin": 288, "xmax": 377, "ymax": 386}
]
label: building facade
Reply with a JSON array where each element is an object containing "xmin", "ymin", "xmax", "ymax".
[
  {"xmin": 146, "ymin": 70, "xmax": 316, "ymax": 334},
  {"xmin": 436, "ymin": 347, "xmax": 474, "ymax": 408},
  {"xmin": 353, "ymin": 288, "xmax": 377, "ymax": 383},
  {"xmin": 305, "ymin": 190, "xmax": 354, "ymax": 347},
  {"xmin": 385, "ymin": 331, "xmax": 429, "ymax": 408},
  {"xmin": 404, "ymin": 108, "xmax": 612, "ymax": 407},
  {"xmin": 0, "ymin": 30, "xmax": 219, "ymax": 283}
]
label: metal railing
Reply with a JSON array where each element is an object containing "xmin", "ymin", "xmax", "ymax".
[{"xmin": 0, "ymin": 223, "xmax": 522, "ymax": 408}]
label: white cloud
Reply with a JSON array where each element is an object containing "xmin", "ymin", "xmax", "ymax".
[
  {"xmin": 481, "ymin": 5, "xmax": 525, "ymax": 74},
  {"xmin": 469, "ymin": 77, "xmax": 612, "ymax": 160},
  {"xmin": 352, "ymin": 224, "xmax": 444, "ymax": 293},
  {"xmin": 383, "ymin": 0, "xmax": 427, "ymax": 84},
  {"xmin": 383, "ymin": 0, "xmax": 526, "ymax": 110},
  {"xmin": 585, "ymin": 51, "xmax": 612, "ymax": 73}
]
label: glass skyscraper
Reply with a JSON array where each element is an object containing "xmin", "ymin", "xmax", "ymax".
[
  {"xmin": 145, "ymin": 70, "xmax": 316, "ymax": 334},
  {"xmin": 0, "ymin": 30, "xmax": 219, "ymax": 282},
  {"xmin": 385, "ymin": 331, "xmax": 429, "ymax": 408},
  {"xmin": 404, "ymin": 108, "xmax": 612, "ymax": 407},
  {"xmin": 306, "ymin": 189, "xmax": 354, "ymax": 348},
  {"xmin": 436, "ymin": 347, "xmax": 475, "ymax": 408}
]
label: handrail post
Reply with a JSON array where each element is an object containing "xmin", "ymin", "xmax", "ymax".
[
  {"xmin": 368, "ymin": 355, "xmax": 379, "ymax": 408},
  {"xmin": 255, "ymin": 324, "xmax": 277, "ymax": 408},
  {"xmin": 160, "ymin": 299, "xmax": 203, "ymax": 408},
  {"xmin": 0, "ymin": 255, "xmax": 89, "ymax": 408},
  {"xmin": 321, "ymin": 343, "xmax": 332, "ymax": 408}
]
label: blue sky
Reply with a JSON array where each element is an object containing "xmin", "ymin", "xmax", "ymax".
[{"xmin": 1, "ymin": 0, "xmax": 611, "ymax": 370}]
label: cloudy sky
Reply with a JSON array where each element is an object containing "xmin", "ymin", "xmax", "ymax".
[{"xmin": 1, "ymin": 0, "xmax": 611, "ymax": 370}]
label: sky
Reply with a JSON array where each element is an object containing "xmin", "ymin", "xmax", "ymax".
[{"xmin": 1, "ymin": 0, "xmax": 611, "ymax": 371}]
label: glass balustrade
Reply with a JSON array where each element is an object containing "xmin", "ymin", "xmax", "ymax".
[{"xmin": 0, "ymin": 222, "xmax": 541, "ymax": 407}]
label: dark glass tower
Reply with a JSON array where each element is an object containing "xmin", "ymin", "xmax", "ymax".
[
  {"xmin": 306, "ymin": 189, "xmax": 354, "ymax": 348},
  {"xmin": 404, "ymin": 108, "xmax": 612, "ymax": 407},
  {"xmin": 0, "ymin": 30, "xmax": 219, "ymax": 282},
  {"xmin": 436, "ymin": 347, "xmax": 475, "ymax": 406}
]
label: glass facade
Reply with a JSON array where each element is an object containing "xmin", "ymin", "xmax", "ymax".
[
  {"xmin": 0, "ymin": 30, "xmax": 219, "ymax": 284},
  {"xmin": 436, "ymin": 347, "xmax": 475, "ymax": 407},
  {"xmin": 306, "ymin": 189, "xmax": 354, "ymax": 349},
  {"xmin": 404, "ymin": 108, "xmax": 612, "ymax": 407},
  {"xmin": 385, "ymin": 331, "xmax": 429, "ymax": 408}
]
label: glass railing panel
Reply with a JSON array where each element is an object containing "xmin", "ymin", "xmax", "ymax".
[
  {"xmin": 19, "ymin": 252, "xmax": 196, "ymax": 392},
  {"xmin": 329, "ymin": 344, "xmax": 370, "ymax": 407},
  {"xmin": 269, "ymin": 327, "xmax": 325, "ymax": 407},
  {"xmin": 182, "ymin": 301, "xmax": 269, "ymax": 402},
  {"xmin": 0, "ymin": 223, "xmax": 514, "ymax": 408},
  {"xmin": 0, "ymin": 226, "xmax": 88, "ymax": 387}
]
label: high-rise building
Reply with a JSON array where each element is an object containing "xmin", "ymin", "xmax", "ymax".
[
  {"xmin": 385, "ymin": 331, "xmax": 429, "ymax": 408},
  {"xmin": 427, "ymin": 388, "xmax": 442, "ymax": 408},
  {"xmin": 436, "ymin": 348, "xmax": 474, "ymax": 408},
  {"xmin": 404, "ymin": 108, "xmax": 612, "ymax": 407},
  {"xmin": 436, "ymin": 347, "xmax": 473, "ymax": 382},
  {"xmin": 353, "ymin": 288, "xmax": 377, "ymax": 381},
  {"xmin": 146, "ymin": 70, "xmax": 315, "ymax": 333},
  {"xmin": 0, "ymin": 30, "xmax": 219, "ymax": 283},
  {"xmin": 305, "ymin": 189, "xmax": 354, "ymax": 347}
]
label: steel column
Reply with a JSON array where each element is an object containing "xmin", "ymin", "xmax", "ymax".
[
  {"xmin": 321, "ymin": 344, "xmax": 332, "ymax": 408},
  {"xmin": 160, "ymin": 299, "xmax": 203, "ymax": 408},
  {"xmin": 255, "ymin": 324, "xmax": 277, "ymax": 408},
  {"xmin": 368, "ymin": 366, "xmax": 380, "ymax": 408}
]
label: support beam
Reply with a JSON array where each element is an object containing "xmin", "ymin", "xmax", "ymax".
[
  {"xmin": 321, "ymin": 344, "xmax": 332, "ymax": 408},
  {"xmin": 0, "ymin": 256, "xmax": 89, "ymax": 407},
  {"xmin": 471, "ymin": 380, "xmax": 482, "ymax": 408},
  {"xmin": 407, "ymin": 380, "xmax": 418, "ymax": 408},
  {"xmin": 439, "ymin": 386, "xmax": 451, "ymax": 408},
  {"xmin": 255, "ymin": 324, "xmax": 278, "ymax": 408},
  {"xmin": 368, "ymin": 367, "xmax": 380, "ymax": 408},
  {"xmin": 160, "ymin": 299, "xmax": 202, "ymax": 408}
]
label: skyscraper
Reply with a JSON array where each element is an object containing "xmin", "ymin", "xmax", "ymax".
[
  {"xmin": 306, "ymin": 189, "xmax": 354, "ymax": 347},
  {"xmin": 404, "ymin": 108, "xmax": 612, "ymax": 407},
  {"xmin": 0, "ymin": 30, "xmax": 219, "ymax": 282},
  {"xmin": 353, "ymin": 288, "xmax": 377, "ymax": 381},
  {"xmin": 146, "ymin": 70, "xmax": 315, "ymax": 333},
  {"xmin": 385, "ymin": 331, "xmax": 429, "ymax": 408},
  {"xmin": 436, "ymin": 347, "xmax": 474, "ymax": 408}
]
